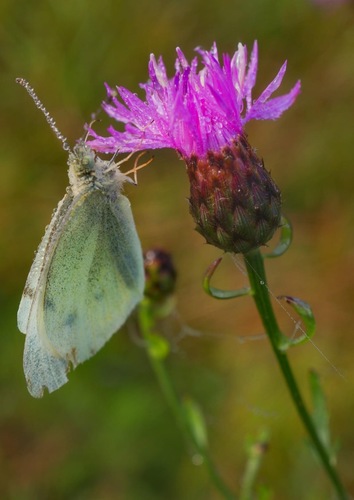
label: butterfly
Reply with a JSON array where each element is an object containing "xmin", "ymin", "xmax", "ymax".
[{"xmin": 16, "ymin": 78, "xmax": 147, "ymax": 397}]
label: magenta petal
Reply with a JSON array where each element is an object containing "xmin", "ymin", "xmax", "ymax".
[
  {"xmin": 245, "ymin": 80, "xmax": 301, "ymax": 122},
  {"xmin": 87, "ymin": 42, "xmax": 300, "ymax": 158},
  {"xmin": 244, "ymin": 40, "xmax": 258, "ymax": 110},
  {"xmin": 252, "ymin": 61, "xmax": 288, "ymax": 106}
]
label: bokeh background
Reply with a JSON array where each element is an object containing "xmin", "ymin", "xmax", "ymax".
[{"xmin": 1, "ymin": 0, "xmax": 354, "ymax": 498}]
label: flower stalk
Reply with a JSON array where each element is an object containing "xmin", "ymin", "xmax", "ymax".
[
  {"xmin": 137, "ymin": 299, "xmax": 236, "ymax": 500},
  {"xmin": 138, "ymin": 248, "xmax": 235, "ymax": 499},
  {"xmin": 243, "ymin": 249, "xmax": 347, "ymax": 500}
]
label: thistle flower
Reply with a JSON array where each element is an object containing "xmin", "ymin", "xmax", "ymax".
[{"xmin": 89, "ymin": 41, "xmax": 300, "ymax": 254}]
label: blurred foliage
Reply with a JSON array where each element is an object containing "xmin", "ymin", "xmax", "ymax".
[{"xmin": 1, "ymin": 0, "xmax": 354, "ymax": 498}]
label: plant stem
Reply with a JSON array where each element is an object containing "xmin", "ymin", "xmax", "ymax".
[
  {"xmin": 243, "ymin": 249, "xmax": 347, "ymax": 500},
  {"xmin": 137, "ymin": 302, "xmax": 236, "ymax": 500}
]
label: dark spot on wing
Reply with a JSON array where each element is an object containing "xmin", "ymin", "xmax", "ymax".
[
  {"xmin": 64, "ymin": 312, "xmax": 77, "ymax": 327},
  {"xmin": 44, "ymin": 297, "xmax": 56, "ymax": 311},
  {"xmin": 94, "ymin": 290, "xmax": 105, "ymax": 301}
]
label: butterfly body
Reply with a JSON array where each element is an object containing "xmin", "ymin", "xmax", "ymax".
[{"xmin": 18, "ymin": 141, "xmax": 144, "ymax": 397}]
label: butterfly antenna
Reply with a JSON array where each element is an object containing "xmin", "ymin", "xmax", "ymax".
[{"xmin": 16, "ymin": 78, "xmax": 71, "ymax": 152}]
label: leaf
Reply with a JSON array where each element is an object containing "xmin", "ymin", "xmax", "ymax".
[
  {"xmin": 203, "ymin": 257, "xmax": 251, "ymax": 300},
  {"xmin": 264, "ymin": 215, "xmax": 292, "ymax": 259},
  {"xmin": 309, "ymin": 369, "xmax": 337, "ymax": 465},
  {"xmin": 277, "ymin": 296, "xmax": 316, "ymax": 350},
  {"xmin": 182, "ymin": 397, "xmax": 208, "ymax": 451}
]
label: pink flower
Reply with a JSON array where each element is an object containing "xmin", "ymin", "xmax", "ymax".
[{"xmin": 88, "ymin": 41, "xmax": 300, "ymax": 159}]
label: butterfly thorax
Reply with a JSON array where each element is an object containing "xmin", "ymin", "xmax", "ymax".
[{"xmin": 68, "ymin": 141, "xmax": 130, "ymax": 198}]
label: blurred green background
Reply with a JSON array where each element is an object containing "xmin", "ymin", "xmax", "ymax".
[{"xmin": 1, "ymin": 0, "xmax": 354, "ymax": 498}]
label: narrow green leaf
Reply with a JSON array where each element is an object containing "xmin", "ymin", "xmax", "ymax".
[
  {"xmin": 182, "ymin": 398, "xmax": 208, "ymax": 451},
  {"xmin": 264, "ymin": 215, "xmax": 292, "ymax": 259},
  {"xmin": 277, "ymin": 296, "xmax": 316, "ymax": 349},
  {"xmin": 203, "ymin": 257, "xmax": 251, "ymax": 299},
  {"xmin": 309, "ymin": 369, "xmax": 336, "ymax": 465}
]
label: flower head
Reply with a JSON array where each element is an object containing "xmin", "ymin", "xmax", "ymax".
[
  {"xmin": 89, "ymin": 42, "xmax": 300, "ymax": 254},
  {"xmin": 89, "ymin": 41, "xmax": 300, "ymax": 159}
]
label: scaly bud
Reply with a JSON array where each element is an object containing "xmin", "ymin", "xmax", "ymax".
[
  {"xmin": 187, "ymin": 135, "xmax": 281, "ymax": 254},
  {"xmin": 144, "ymin": 248, "xmax": 177, "ymax": 301}
]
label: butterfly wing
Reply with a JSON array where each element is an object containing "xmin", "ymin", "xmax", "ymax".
[
  {"xmin": 18, "ymin": 193, "xmax": 77, "ymax": 397},
  {"xmin": 20, "ymin": 189, "xmax": 144, "ymax": 397},
  {"xmin": 18, "ymin": 194, "xmax": 73, "ymax": 334}
]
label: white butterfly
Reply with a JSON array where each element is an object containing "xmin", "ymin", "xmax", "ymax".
[{"xmin": 17, "ymin": 79, "xmax": 146, "ymax": 397}]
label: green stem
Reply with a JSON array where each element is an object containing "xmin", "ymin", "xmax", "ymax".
[
  {"xmin": 137, "ymin": 302, "xmax": 236, "ymax": 500},
  {"xmin": 243, "ymin": 249, "xmax": 347, "ymax": 500}
]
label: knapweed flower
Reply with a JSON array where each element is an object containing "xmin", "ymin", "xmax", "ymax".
[{"xmin": 89, "ymin": 41, "xmax": 300, "ymax": 254}]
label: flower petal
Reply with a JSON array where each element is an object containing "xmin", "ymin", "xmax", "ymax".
[
  {"xmin": 244, "ymin": 40, "xmax": 258, "ymax": 111},
  {"xmin": 245, "ymin": 80, "xmax": 301, "ymax": 122},
  {"xmin": 87, "ymin": 42, "xmax": 300, "ymax": 158}
]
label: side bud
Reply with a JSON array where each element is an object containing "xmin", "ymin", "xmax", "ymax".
[
  {"xmin": 186, "ymin": 135, "xmax": 282, "ymax": 254},
  {"xmin": 144, "ymin": 248, "xmax": 177, "ymax": 302}
]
